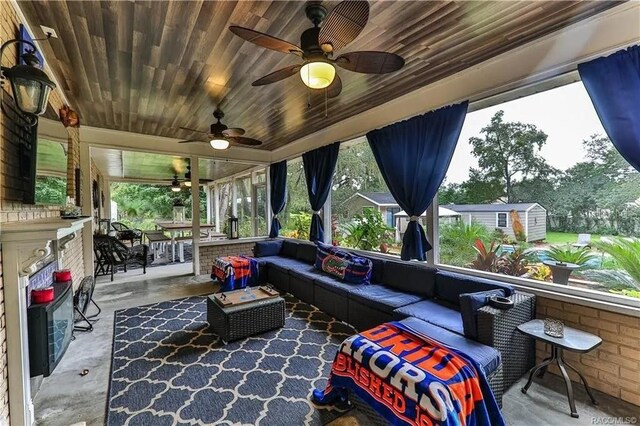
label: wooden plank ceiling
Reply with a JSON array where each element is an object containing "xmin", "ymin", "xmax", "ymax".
[
  {"xmin": 20, "ymin": 1, "xmax": 619, "ymax": 151},
  {"xmin": 90, "ymin": 148, "xmax": 254, "ymax": 183}
]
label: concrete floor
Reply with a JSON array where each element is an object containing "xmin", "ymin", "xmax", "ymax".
[{"xmin": 34, "ymin": 271, "xmax": 639, "ymax": 426}]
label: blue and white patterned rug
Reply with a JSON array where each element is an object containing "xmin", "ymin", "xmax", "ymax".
[{"xmin": 107, "ymin": 294, "xmax": 356, "ymax": 425}]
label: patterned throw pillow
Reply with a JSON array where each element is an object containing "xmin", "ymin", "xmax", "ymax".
[{"xmin": 314, "ymin": 242, "xmax": 372, "ymax": 285}]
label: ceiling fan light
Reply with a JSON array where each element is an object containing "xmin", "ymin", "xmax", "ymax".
[
  {"xmin": 210, "ymin": 138, "xmax": 230, "ymax": 150},
  {"xmin": 171, "ymin": 176, "xmax": 181, "ymax": 192},
  {"xmin": 300, "ymin": 61, "xmax": 335, "ymax": 89},
  {"xmin": 184, "ymin": 181, "xmax": 192, "ymax": 187}
]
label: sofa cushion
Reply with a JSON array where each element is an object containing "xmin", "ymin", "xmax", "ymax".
[
  {"xmin": 281, "ymin": 240, "xmax": 299, "ymax": 258},
  {"xmin": 362, "ymin": 255, "xmax": 386, "ymax": 284},
  {"xmin": 297, "ymin": 243, "xmax": 318, "ymax": 264},
  {"xmin": 459, "ymin": 290, "xmax": 505, "ymax": 340},
  {"xmin": 315, "ymin": 242, "xmax": 372, "ymax": 285},
  {"xmin": 260, "ymin": 256, "xmax": 308, "ymax": 272},
  {"xmin": 399, "ymin": 317, "xmax": 502, "ymax": 376},
  {"xmin": 291, "ymin": 265, "xmax": 323, "ymax": 281},
  {"xmin": 382, "ymin": 261, "xmax": 436, "ymax": 298},
  {"xmin": 435, "ymin": 271, "xmax": 514, "ymax": 306},
  {"xmin": 349, "ymin": 284, "xmax": 423, "ymax": 314},
  {"xmin": 254, "ymin": 240, "xmax": 283, "ymax": 257},
  {"xmin": 313, "ymin": 274, "xmax": 366, "ymax": 297},
  {"xmin": 394, "ymin": 299, "xmax": 464, "ymax": 336}
]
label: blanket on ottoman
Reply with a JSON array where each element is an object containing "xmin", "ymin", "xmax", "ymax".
[
  {"xmin": 313, "ymin": 321, "xmax": 504, "ymax": 426},
  {"xmin": 211, "ymin": 256, "xmax": 259, "ymax": 292}
]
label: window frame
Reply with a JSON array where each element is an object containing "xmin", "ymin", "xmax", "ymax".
[{"xmin": 495, "ymin": 212, "xmax": 509, "ymax": 228}]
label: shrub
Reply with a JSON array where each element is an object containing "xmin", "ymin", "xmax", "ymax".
[
  {"xmin": 597, "ymin": 237, "xmax": 640, "ymax": 285},
  {"xmin": 440, "ymin": 221, "xmax": 490, "ymax": 266},
  {"xmin": 340, "ymin": 208, "xmax": 394, "ymax": 251},
  {"xmin": 497, "ymin": 248, "xmax": 529, "ymax": 277},
  {"xmin": 283, "ymin": 211, "xmax": 312, "ymax": 240},
  {"xmin": 469, "ymin": 239, "xmax": 501, "ymax": 272}
]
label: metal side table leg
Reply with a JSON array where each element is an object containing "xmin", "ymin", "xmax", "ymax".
[
  {"xmin": 557, "ymin": 348, "xmax": 579, "ymax": 418},
  {"xmin": 522, "ymin": 348, "xmax": 556, "ymax": 394},
  {"xmin": 562, "ymin": 353, "xmax": 598, "ymax": 405}
]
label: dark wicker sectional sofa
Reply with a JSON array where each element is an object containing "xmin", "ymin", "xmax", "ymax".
[{"xmin": 253, "ymin": 238, "xmax": 536, "ymax": 407}]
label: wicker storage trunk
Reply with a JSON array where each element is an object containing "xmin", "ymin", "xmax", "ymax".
[{"xmin": 206, "ymin": 295, "xmax": 285, "ymax": 343}]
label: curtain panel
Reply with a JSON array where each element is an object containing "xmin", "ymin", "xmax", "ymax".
[
  {"xmin": 578, "ymin": 44, "xmax": 640, "ymax": 172},
  {"xmin": 302, "ymin": 142, "xmax": 341, "ymax": 242},
  {"xmin": 367, "ymin": 101, "xmax": 469, "ymax": 261},
  {"xmin": 269, "ymin": 160, "xmax": 287, "ymax": 238}
]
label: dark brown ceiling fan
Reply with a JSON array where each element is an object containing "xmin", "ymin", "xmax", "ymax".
[
  {"xmin": 178, "ymin": 109, "xmax": 262, "ymax": 150},
  {"xmin": 229, "ymin": 0, "xmax": 405, "ymax": 98}
]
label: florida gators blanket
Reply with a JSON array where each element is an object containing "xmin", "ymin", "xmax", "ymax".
[
  {"xmin": 313, "ymin": 321, "xmax": 505, "ymax": 426},
  {"xmin": 211, "ymin": 256, "xmax": 259, "ymax": 292}
]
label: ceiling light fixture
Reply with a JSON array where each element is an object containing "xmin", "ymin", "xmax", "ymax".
[
  {"xmin": 0, "ymin": 36, "xmax": 56, "ymax": 125},
  {"xmin": 299, "ymin": 60, "xmax": 335, "ymax": 89},
  {"xmin": 209, "ymin": 138, "xmax": 230, "ymax": 150},
  {"xmin": 184, "ymin": 164, "xmax": 192, "ymax": 187},
  {"xmin": 170, "ymin": 174, "xmax": 181, "ymax": 192}
]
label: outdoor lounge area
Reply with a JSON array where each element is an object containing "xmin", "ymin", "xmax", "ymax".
[{"xmin": 0, "ymin": 1, "xmax": 639, "ymax": 426}]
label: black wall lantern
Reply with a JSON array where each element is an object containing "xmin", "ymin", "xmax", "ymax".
[
  {"xmin": 0, "ymin": 37, "xmax": 56, "ymax": 125},
  {"xmin": 227, "ymin": 216, "xmax": 239, "ymax": 239}
]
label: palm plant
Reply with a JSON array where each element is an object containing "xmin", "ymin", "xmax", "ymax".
[
  {"xmin": 440, "ymin": 221, "xmax": 490, "ymax": 266},
  {"xmin": 597, "ymin": 237, "xmax": 640, "ymax": 285},
  {"xmin": 542, "ymin": 245, "xmax": 597, "ymax": 266}
]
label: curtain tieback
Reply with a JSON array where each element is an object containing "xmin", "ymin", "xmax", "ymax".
[
  {"xmin": 273, "ymin": 214, "xmax": 278, "ymax": 219},
  {"xmin": 409, "ymin": 216, "xmax": 419, "ymax": 222},
  {"xmin": 313, "ymin": 210, "xmax": 322, "ymax": 215}
]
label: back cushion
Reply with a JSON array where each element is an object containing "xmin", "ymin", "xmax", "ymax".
[
  {"xmin": 315, "ymin": 242, "xmax": 372, "ymax": 285},
  {"xmin": 362, "ymin": 256, "xmax": 386, "ymax": 283},
  {"xmin": 281, "ymin": 240, "xmax": 299, "ymax": 258},
  {"xmin": 435, "ymin": 271, "xmax": 515, "ymax": 306},
  {"xmin": 253, "ymin": 240, "xmax": 283, "ymax": 257},
  {"xmin": 382, "ymin": 261, "xmax": 436, "ymax": 298},
  {"xmin": 297, "ymin": 243, "xmax": 317, "ymax": 264}
]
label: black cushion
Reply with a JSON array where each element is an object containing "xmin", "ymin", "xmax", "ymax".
[
  {"xmin": 435, "ymin": 271, "xmax": 514, "ymax": 306},
  {"xmin": 399, "ymin": 317, "xmax": 502, "ymax": 376},
  {"xmin": 313, "ymin": 274, "xmax": 366, "ymax": 297},
  {"xmin": 394, "ymin": 299, "xmax": 464, "ymax": 336},
  {"xmin": 362, "ymin": 255, "xmax": 386, "ymax": 283},
  {"xmin": 254, "ymin": 240, "xmax": 283, "ymax": 257},
  {"xmin": 349, "ymin": 284, "xmax": 423, "ymax": 314},
  {"xmin": 382, "ymin": 261, "xmax": 436, "ymax": 298},
  {"xmin": 459, "ymin": 289, "xmax": 505, "ymax": 340},
  {"xmin": 260, "ymin": 256, "xmax": 308, "ymax": 272},
  {"xmin": 297, "ymin": 243, "xmax": 317, "ymax": 264},
  {"xmin": 281, "ymin": 240, "xmax": 299, "ymax": 258}
]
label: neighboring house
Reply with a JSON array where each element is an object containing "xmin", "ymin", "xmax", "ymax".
[
  {"xmin": 395, "ymin": 207, "xmax": 461, "ymax": 242},
  {"xmin": 340, "ymin": 192, "xmax": 401, "ymax": 227},
  {"xmin": 445, "ymin": 203, "xmax": 547, "ymax": 242}
]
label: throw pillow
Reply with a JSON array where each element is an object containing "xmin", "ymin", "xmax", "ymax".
[
  {"xmin": 459, "ymin": 289, "xmax": 506, "ymax": 340},
  {"xmin": 315, "ymin": 242, "xmax": 372, "ymax": 285},
  {"xmin": 253, "ymin": 240, "xmax": 283, "ymax": 257}
]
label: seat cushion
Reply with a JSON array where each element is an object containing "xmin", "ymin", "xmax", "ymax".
[
  {"xmin": 313, "ymin": 274, "xmax": 366, "ymax": 297},
  {"xmin": 297, "ymin": 242, "xmax": 317, "ymax": 264},
  {"xmin": 349, "ymin": 284, "xmax": 423, "ymax": 314},
  {"xmin": 382, "ymin": 261, "xmax": 436, "ymax": 298},
  {"xmin": 281, "ymin": 240, "xmax": 299, "ymax": 258},
  {"xmin": 435, "ymin": 271, "xmax": 514, "ymax": 306},
  {"xmin": 394, "ymin": 299, "xmax": 464, "ymax": 336},
  {"xmin": 254, "ymin": 240, "xmax": 283, "ymax": 257},
  {"xmin": 459, "ymin": 290, "xmax": 505, "ymax": 340},
  {"xmin": 260, "ymin": 256, "xmax": 308, "ymax": 272},
  {"xmin": 399, "ymin": 317, "xmax": 502, "ymax": 376}
]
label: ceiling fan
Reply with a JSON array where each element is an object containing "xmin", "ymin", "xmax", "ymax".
[
  {"xmin": 178, "ymin": 109, "xmax": 262, "ymax": 150},
  {"xmin": 229, "ymin": 0, "xmax": 405, "ymax": 98}
]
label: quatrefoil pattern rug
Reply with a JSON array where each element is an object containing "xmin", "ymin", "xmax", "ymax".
[{"xmin": 107, "ymin": 294, "xmax": 355, "ymax": 425}]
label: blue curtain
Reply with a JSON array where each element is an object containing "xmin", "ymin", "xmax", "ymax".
[
  {"xmin": 302, "ymin": 142, "xmax": 341, "ymax": 242},
  {"xmin": 367, "ymin": 102, "xmax": 469, "ymax": 261},
  {"xmin": 578, "ymin": 45, "xmax": 640, "ymax": 172},
  {"xmin": 269, "ymin": 161, "xmax": 287, "ymax": 238}
]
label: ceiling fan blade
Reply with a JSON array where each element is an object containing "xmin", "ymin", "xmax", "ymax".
[
  {"xmin": 179, "ymin": 126, "xmax": 209, "ymax": 134},
  {"xmin": 252, "ymin": 64, "xmax": 301, "ymax": 86},
  {"xmin": 228, "ymin": 136, "xmax": 263, "ymax": 146},
  {"xmin": 312, "ymin": 73, "xmax": 342, "ymax": 98},
  {"xmin": 229, "ymin": 26, "xmax": 303, "ymax": 55},
  {"xmin": 319, "ymin": 1, "xmax": 369, "ymax": 52},
  {"xmin": 335, "ymin": 51, "xmax": 405, "ymax": 74},
  {"xmin": 178, "ymin": 139, "xmax": 208, "ymax": 144},
  {"xmin": 222, "ymin": 127, "xmax": 245, "ymax": 137}
]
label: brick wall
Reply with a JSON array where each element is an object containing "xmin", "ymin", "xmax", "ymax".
[
  {"xmin": 198, "ymin": 242, "xmax": 259, "ymax": 275},
  {"xmin": 0, "ymin": 2, "xmax": 87, "ymax": 423},
  {"xmin": 536, "ymin": 297, "xmax": 640, "ymax": 406}
]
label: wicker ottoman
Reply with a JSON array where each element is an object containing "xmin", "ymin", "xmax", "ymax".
[{"xmin": 206, "ymin": 294, "xmax": 285, "ymax": 343}]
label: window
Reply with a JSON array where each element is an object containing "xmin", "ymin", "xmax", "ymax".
[
  {"xmin": 437, "ymin": 80, "xmax": 640, "ymax": 305},
  {"xmin": 280, "ymin": 158, "xmax": 310, "ymax": 240},
  {"xmin": 235, "ymin": 175, "xmax": 253, "ymax": 237},
  {"xmin": 496, "ymin": 213, "xmax": 508, "ymax": 228}
]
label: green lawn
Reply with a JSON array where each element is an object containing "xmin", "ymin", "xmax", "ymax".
[{"xmin": 544, "ymin": 231, "xmax": 602, "ymax": 245}]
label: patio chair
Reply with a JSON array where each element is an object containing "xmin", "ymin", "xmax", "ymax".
[
  {"xmin": 94, "ymin": 235, "xmax": 149, "ymax": 281},
  {"xmin": 111, "ymin": 221, "xmax": 143, "ymax": 246},
  {"xmin": 572, "ymin": 233, "xmax": 592, "ymax": 249}
]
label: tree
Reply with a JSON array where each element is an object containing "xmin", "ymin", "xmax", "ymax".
[{"xmin": 469, "ymin": 110, "xmax": 548, "ymax": 202}]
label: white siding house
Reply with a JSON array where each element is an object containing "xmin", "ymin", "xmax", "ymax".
[{"xmin": 445, "ymin": 203, "xmax": 547, "ymax": 242}]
